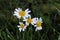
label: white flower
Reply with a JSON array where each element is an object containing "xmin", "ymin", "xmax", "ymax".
[
  {"xmin": 23, "ymin": 17, "xmax": 38, "ymax": 26},
  {"xmin": 23, "ymin": 16, "xmax": 32, "ymax": 26},
  {"xmin": 17, "ymin": 22, "xmax": 27, "ymax": 32},
  {"xmin": 13, "ymin": 8, "xmax": 31, "ymax": 19},
  {"xmin": 32, "ymin": 17, "xmax": 43, "ymax": 31}
]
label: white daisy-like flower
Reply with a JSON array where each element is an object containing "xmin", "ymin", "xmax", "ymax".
[
  {"xmin": 23, "ymin": 16, "xmax": 32, "ymax": 26},
  {"xmin": 13, "ymin": 8, "xmax": 31, "ymax": 19},
  {"xmin": 23, "ymin": 17, "xmax": 38, "ymax": 26},
  {"xmin": 32, "ymin": 17, "xmax": 43, "ymax": 31},
  {"xmin": 17, "ymin": 22, "xmax": 27, "ymax": 32}
]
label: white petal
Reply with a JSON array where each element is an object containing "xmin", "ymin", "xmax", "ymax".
[
  {"xmin": 25, "ymin": 8, "xmax": 29, "ymax": 12},
  {"xmin": 17, "ymin": 16, "xmax": 21, "ymax": 19},
  {"xmin": 39, "ymin": 17, "xmax": 43, "ymax": 23},
  {"xmin": 23, "ymin": 17, "xmax": 26, "ymax": 20},
  {"xmin": 35, "ymin": 28, "xmax": 38, "ymax": 31},
  {"xmin": 18, "ymin": 8, "xmax": 22, "ymax": 12},
  {"xmin": 13, "ymin": 13, "xmax": 21, "ymax": 19},
  {"xmin": 15, "ymin": 9, "xmax": 20, "ymax": 12},
  {"xmin": 14, "ymin": 11, "xmax": 18, "ymax": 14},
  {"xmin": 32, "ymin": 18, "xmax": 37, "ymax": 24},
  {"xmin": 26, "ymin": 11, "xmax": 31, "ymax": 14},
  {"xmin": 22, "ymin": 29, "xmax": 25, "ymax": 31},
  {"xmin": 13, "ymin": 13, "xmax": 19, "ymax": 17},
  {"xmin": 34, "ymin": 25, "xmax": 37, "ymax": 27},
  {"xmin": 26, "ymin": 22, "xmax": 29, "ymax": 26},
  {"xmin": 37, "ymin": 26, "xmax": 42, "ymax": 30},
  {"xmin": 31, "ymin": 22, "xmax": 34, "ymax": 25},
  {"xmin": 22, "ymin": 26, "xmax": 27, "ymax": 31},
  {"xmin": 19, "ymin": 28, "xmax": 22, "ymax": 32},
  {"xmin": 14, "ymin": 11, "xmax": 21, "ymax": 19},
  {"xmin": 23, "ymin": 16, "xmax": 27, "ymax": 20},
  {"xmin": 28, "ymin": 14, "xmax": 31, "ymax": 18},
  {"xmin": 39, "ymin": 27, "xmax": 42, "ymax": 30},
  {"xmin": 24, "ymin": 26, "xmax": 27, "ymax": 29},
  {"xmin": 25, "ymin": 14, "xmax": 31, "ymax": 18},
  {"xmin": 18, "ymin": 8, "xmax": 21, "ymax": 10},
  {"xmin": 23, "ymin": 14, "xmax": 31, "ymax": 19},
  {"xmin": 15, "ymin": 8, "xmax": 22, "ymax": 12},
  {"xmin": 32, "ymin": 18, "xmax": 37, "ymax": 20},
  {"xmin": 13, "ymin": 13, "xmax": 17, "ymax": 16},
  {"xmin": 31, "ymin": 19, "xmax": 36, "ymax": 25},
  {"xmin": 19, "ymin": 22, "xmax": 23, "ymax": 24},
  {"xmin": 17, "ymin": 25, "xmax": 20, "ymax": 27},
  {"xmin": 23, "ymin": 19, "xmax": 27, "ymax": 21},
  {"xmin": 36, "ymin": 18, "xmax": 38, "ymax": 21}
]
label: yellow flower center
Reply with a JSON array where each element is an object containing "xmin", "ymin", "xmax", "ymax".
[
  {"xmin": 19, "ymin": 11, "xmax": 25, "ymax": 17},
  {"xmin": 27, "ymin": 18, "xmax": 32, "ymax": 24},
  {"xmin": 36, "ymin": 21, "xmax": 41, "ymax": 27},
  {"xmin": 20, "ymin": 24, "xmax": 24, "ymax": 29}
]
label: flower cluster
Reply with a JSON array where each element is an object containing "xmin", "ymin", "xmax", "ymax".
[{"xmin": 13, "ymin": 8, "xmax": 43, "ymax": 32}]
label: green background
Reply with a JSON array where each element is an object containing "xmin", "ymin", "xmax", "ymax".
[{"xmin": 0, "ymin": 0, "xmax": 60, "ymax": 40}]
